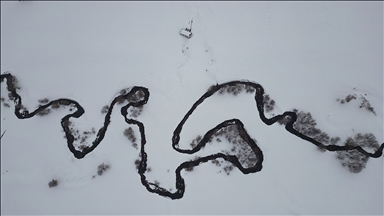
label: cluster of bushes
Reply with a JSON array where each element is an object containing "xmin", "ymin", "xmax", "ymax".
[
  {"xmin": 215, "ymin": 125, "xmax": 258, "ymax": 169},
  {"xmin": 210, "ymin": 158, "xmax": 235, "ymax": 175},
  {"xmin": 190, "ymin": 135, "xmax": 202, "ymax": 148},
  {"xmin": 127, "ymin": 89, "xmax": 146, "ymax": 103},
  {"xmin": 190, "ymin": 124, "xmax": 258, "ymax": 175},
  {"xmin": 36, "ymin": 98, "xmax": 66, "ymax": 116},
  {"xmin": 290, "ymin": 109, "xmax": 340, "ymax": 152},
  {"xmin": 6, "ymin": 75, "xmax": 21, "ymax": 92},
  {"xmin": 129, "ymin": 106, "xmax": 144, "ymax": 118},
  {"xmin": 1, "ymin": 97, "xmax": 10, "ymax": 108},
  {"xmin": 133, "ymin": 158, "xmax": 152, "ymax": 172},
  {"xmin": 48, "ymin": 179, "xmax": 58, "ymax": 188},
  {"xmin": 277, "ymin": 115, "xmax": 292, "ymax": 125},
  {"xmin": 101, "ymin": 105, "xmax": 109, "ymax": 114},
  {"xmin": 36, "ymin": 109, "xmax": 51, "ymax": 116},
  {"xmin": 263, "ymin": 94, "xmax": 275, "ymax": 113},
  {"xmin": 337, "ymin": 94, "xmax": 376, "ymax": 116},
  {"xmin": 97, "ymin": 163, "xmax": 110, "ymax": 176},
  {"xmin": 217, "ymin": 84, "xmax": 255, "ymax": 96},
  {"xmin": 336, "ymin": 133, "xmax": 379, "ymax": 173},
  {"xmin": 124, "ymin": 127, "xmax": 138, "ymax": 149},
  {"xmin": 64, "ymin": 120, "xmax": 96, "ymax": 150}
]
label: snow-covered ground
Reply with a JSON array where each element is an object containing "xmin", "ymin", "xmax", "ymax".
[{"xmin": 1, "ymin": 1, "xmax": 383, "ymax": 215}]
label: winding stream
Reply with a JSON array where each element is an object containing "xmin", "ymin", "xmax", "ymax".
[{"xmin": 1, "ymin": 73, "xmax": 383, "ymax": 199}]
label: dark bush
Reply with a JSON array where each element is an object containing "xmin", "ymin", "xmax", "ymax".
[
  {"xmin": 36, "ymin": 108, "xmax": 51, "ymax": 116},
  {"xmin": 78, "ymin": 144, "xmax": 87, "ymax": 151},
  {"xmin": 129, "ymin": 106, "xmax": 143, "ymax": 118},
  {"xmin": 101, "ymin": 105, "xmax": 109, "ymax": 114},
  {"xmin": 336, "ymin": 133, "xmax": 379, "ymax": 173},
  {"xmin": 263, "ymin": 94, "xmax": 275, "ymax": 113},
  {"xmin": 48, "ymin": 179, "xmax": 58, "ymax": 188},
  {"xmin": 359, "ymin": 96, "xmax": 376, "ymax": 115},
  {"xmin": 38, "ymin": 98, "xmax": 49, "ymax": 104},
  {"xmin": 345, "ymin": 94, "xmax": 357, "ymax": 102},
  {"xmin": 51, "ymin": 101, "xmax": 60, "ymax": 109},
  {"xmin": 185, "ymin": 163, "xmax": 194, "ymax": 172},
  {"xmin": 8, "ymin": 92, "xmax": 14, "ymax": 100},
  {"xmin": 120, "ymin": 88, "xmax": 127, "ymax": 95},
  {"xmin": 97, "ymin": 163, "xmax": 110, "ymax": 176},
  {"xmin": 134, "ymin": 159, "xmax": 141, "ymax": 169},
  {"xmin": 245, "ymin": 85, "xmax": 255, "ymax": 94},
  {"xmin": 277, "ymin": 115, "xmax": 292, "ymax": 125},
  {"xmin": 123, "ymin": 127, "xmax": 136, "ymax": 143},
  {"xmin": 223, "ymin": 165, "xmax": 234, "ymax": 175}
]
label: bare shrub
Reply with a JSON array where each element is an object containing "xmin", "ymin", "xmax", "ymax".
[
  {"xmin": 277, "ymin": 115, "xmax": 292, "ymax": 125},
  {"xmin": 51, "ymin": 101, "xmax": 60, "ymax": 109},
  {"xmin": 38, "ymin": 98, "xmax": 49, "ymax": 104},
  {"xmin": 263, "ymin": 94, "xmax": 275, "ymax": 113},
  {"xmin": 185, "ymin": 163, "xmax": 194, "ymax": 172},
  {"xmin": 127, "ymin": 90, "xmax": 145, "ymax": 102},
  {"xmin": 129, "ymin": 106, "xmax": 143, "ymax": 118},
  {"xmin": 359, "ymin": 96, "xmax": 376, "ymax": 115},
  {"xmin": 97, "ymin": 163, "xmax": 110, "ymax": 176},
  {"xmin": 101, "ymin": 105, "xmax": 109, "ymax": 114},
  {"xmin": 245, "ymin": 85, "xmax": 255, "ymax": 94},
  {"xmin": 134, "ymin": 159, "xmax": 141, "ymax": 169},
  {"xmin": 3, "ymin": 103, "xmax": 10, "ymax": 108},
  {"xmin": 78, "ymin": 144, "xmax": 88, "ymax": 151},
  {"xmin": 223, "ymin": 165, "xmax": 234, "ymax": 175},
  {"xmin": 123, "ymin": 127, "xmax": 136, "ymax": 143},
  {"xmin": 48, "ymin": 179, "xmax": 58, "ymax": 188},
  {"xmin": 336, "ymin": 133, "xmax": 379, "ymax": 173},
  {"xmin": 190, "ymin": 135, "xmax": 202, "ymax": 148},
  {"xmin": 7, "ymin": 76, "xmax": 21, "ymax": 92},
  {"xmin": 120, "ymin": 88, "xmax": 127, "ymax": 95},
  {"xmin": 36, "ymin": 108, "xmax": 52, "ymax": 116},
  {"xmin": 8, "ymin": 92, "xmax": 14, "ymax": 100},
  {"xmin": 211, "ymin": 159, "xmax": 222, "ymax": 167},
  {"xmin": 345, "ymin": 94, "xmax": 357, "ymax": 102}
]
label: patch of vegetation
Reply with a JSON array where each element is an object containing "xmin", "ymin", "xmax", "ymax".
[
  {"xmin": 359, "ymin": 97, "xmax": 376, "ymax": 116},
  {"xmin": 48, "ymin": 179, "xmax": 58, "ymax": 188},
  {"xmin": 123, "ymin": 127, "xmax": 137, "ymax": 145},
  {"xmin": 134, "ymin": 159, "xmax": 141, "ymax": 170},
  {"xmin": 36, "ymin": 108, "xmax": 52, "ymax": 116},
  {"xmin": 127, "ymin": 89, "xmax": 145, "ymax": 103},
  {"xmin": 101, "ymin": 105, "xmax": 109, "ymax": 114},
  {"xmin": 185, "ymin": 163, "xmax": 194, "ymax": 172},
  {"xmin": 263, "ymin": 94, "xmax": 275, "ymax": 113},
  {"xmin": 38, "ymin": 98, "xmax": 49, "ymax": 104},
  {"xmin": 223, "ymin": 164, "xmax": 234, "ymax": 175},
  {"xmin": 277, "ymin": 115, "xmax": 292, "ymax": 125},
  {"xmin": 97, "ymin": 163, "xmax": 110, "ymax": 176},
  {"xmin": 336, "ymin": 133, "xmax": 379, "ymax": 173},
  {"xmin": 190, "ymin": 135, "xmax": 202, "ymax": 148},
  {"xmin": 51, "ymin": 101, "xmax": 61, "ymax": 109},
  {"xmin": 129, "ymin": 106, "xmax": 143, "ymax": 118},
  {"xmin": 337, "ymin": 93, "xmax": 376, "ymax": 116},
  {"xmin": 200, "ymin": 124, "xmax": 259, "ymax": 174}
]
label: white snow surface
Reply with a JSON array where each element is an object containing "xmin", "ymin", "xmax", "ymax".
[{"xmin": 1, "ymin": 1, "xmax": 383, "ymax": 215}]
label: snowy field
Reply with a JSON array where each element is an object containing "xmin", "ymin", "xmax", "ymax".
[{"xmin": 1, "ymin": 1, "xmax": 383, "ymax": 215}]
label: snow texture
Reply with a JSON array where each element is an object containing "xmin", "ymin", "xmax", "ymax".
[{"xmin": 1, "ymin": 1, "xmax": 383, "ymax": 215}]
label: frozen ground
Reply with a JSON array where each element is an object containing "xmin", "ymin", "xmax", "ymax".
[{"xmin": 1, "ymin": 1, "xmax": 383, "ymax": 215}]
